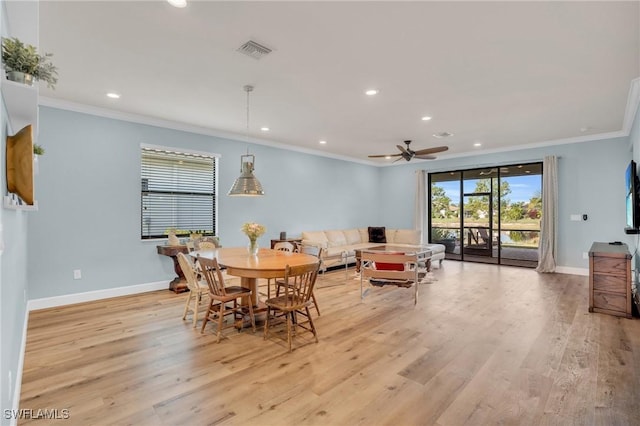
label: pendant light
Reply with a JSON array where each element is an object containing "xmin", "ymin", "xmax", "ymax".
[{"xmin": 228, "ymin": 85, "xmax": 265, "ymax": 196}]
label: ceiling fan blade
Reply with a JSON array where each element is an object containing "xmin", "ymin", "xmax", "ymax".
[
  {"xmin": 414, "ymin": 155, "xmax": 437, "ymax": 160},
  {"xmin": 413, "ymin": 146, "xmax": 449, "ymax": 156},
  {"xmin": 396, "ymin": 144, "xmax": 410, "ymax": 155},
  {"xmin": 368, "ymin": 153, "xmax": 401, "ymax": 158}
]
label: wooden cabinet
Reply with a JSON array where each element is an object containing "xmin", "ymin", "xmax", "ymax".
[{"xmin": 589, "ymin": 242, "xmax": 632, "ymax": 318}]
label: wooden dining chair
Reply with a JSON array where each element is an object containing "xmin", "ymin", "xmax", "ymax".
[
  {"xmin": 276, "ymin": 243, "xmax": 323, "ymax": 315},
  {"xmin": 176, "ymin": 252, "xmax": 209, "ymax": 327},
  {"xmin": 198, "ymin": 256, "xmax": 256, "ymax": 342},
  {"xmin": 273, "ymin": 241, "xmax": 295, "ymax": 252},
  {"xmin": 359, "ymin": 251, "xmax": 419, "ymax": 305},
  {"xmin": 264, "ymin": 261, "xmax": 320, "ymax": 352},
  {"xmin": 198, "ymin": 241, "xmax": 217, "ymax": 251},
  {"xmin": 265, "ymin": 241, "xmax": 296, "ymax": 299}
]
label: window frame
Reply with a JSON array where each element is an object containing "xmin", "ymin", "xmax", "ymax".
[{"xmin": 140, "ymin": 143, "xmax": 220, "ymax": 241}]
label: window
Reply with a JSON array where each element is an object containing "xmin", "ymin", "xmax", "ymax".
[{"xmin": 141, "ymin": 145, "xmax": 218, "ymax": 239}]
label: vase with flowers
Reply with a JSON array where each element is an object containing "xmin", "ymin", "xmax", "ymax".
[{"xmin": 242, "ymin": 222, "xmax": 266, "ymax": 255}]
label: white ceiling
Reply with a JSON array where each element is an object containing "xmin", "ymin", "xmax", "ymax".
[{"xmin": 36, "ymin": 1, "xmax": 639, "ymax": 164}]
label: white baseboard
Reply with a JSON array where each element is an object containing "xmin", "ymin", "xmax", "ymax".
[
  {"xmin": 555, "ymin": 266, "xmax": 589, "ymax": 276},
  {"xmin": 27, "ymin": 280, "xmax": 170, "ymax": 311},
  {"xmin": 10, "ymin": 308, "xmax": 29, "ymax": 426}
]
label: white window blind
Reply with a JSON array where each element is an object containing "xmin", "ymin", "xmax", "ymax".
[{"xmin": 141, "ymin": 147, "xmax": 217, "ymax": 239}]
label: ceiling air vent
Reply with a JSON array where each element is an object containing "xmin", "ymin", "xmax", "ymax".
[
  {"xmin": 237, "ymin": 40, "xmax": 272, "ymax": 60},
  {"xmin": 433, "ymin": 132, "xmax": 454, "ymax": 139}
]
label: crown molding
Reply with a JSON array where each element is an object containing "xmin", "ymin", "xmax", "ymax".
[
  {"xmin": 622, "ymin": 77, "xmax": 640, "ymax": 136},
  {"xmin": 38, "ymin": 97, "xmax": 377, "ymax": 167}
]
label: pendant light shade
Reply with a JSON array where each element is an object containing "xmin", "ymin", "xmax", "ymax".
[
  {"xmin": 228, "ymin": 154, "xmax": 264, "ymax": 196},
  {"xmin": 228, "ymin": 85, "xmax": 265, "ymax": 197}
]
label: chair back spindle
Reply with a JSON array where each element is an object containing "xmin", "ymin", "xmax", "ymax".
[{"xmin": 198, "ymin": 256, "xmax": 228, "ymax": 297}]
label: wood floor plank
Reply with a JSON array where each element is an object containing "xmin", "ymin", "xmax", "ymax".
[{"xmin": 18, "ymin": 261, "xmax": 640, "ymax": 425}]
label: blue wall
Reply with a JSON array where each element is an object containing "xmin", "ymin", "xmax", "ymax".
[
  {"xmin": 27, "ymin": 107, "xmax": 380, "ymax": 299},
  {"xmin": 378, "ymin": 137, "xmax": 633, "ymax": 269},
  {"xmin": 0, "ymin": 93, "xmax": 30, "ymax": 422},
  {"xmin": 25, "ymin": 107, "xmax": 638, "ymax": 302}
]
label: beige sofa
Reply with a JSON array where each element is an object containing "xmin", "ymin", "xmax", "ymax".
[{"xmin": 300, "ymin": 228, "xmax": 446, "ymax": 270}]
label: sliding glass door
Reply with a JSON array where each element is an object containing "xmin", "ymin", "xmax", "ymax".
[
  {"xmin": 499, "ymin": 163, "xmax": 543, "ymax": 267},
  {"xmin": 429, "ymin": 163, "xmax": 542, "ymax": 268}
]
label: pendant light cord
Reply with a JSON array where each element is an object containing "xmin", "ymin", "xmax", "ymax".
[{"xmin": 244, "ymin": 85, "xmax": 253, "ymax": 155}]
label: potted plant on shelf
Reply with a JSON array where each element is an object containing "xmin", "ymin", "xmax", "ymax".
[
  {"xmin": 33, "ymin": 144, "xmax": 44, "ymax": 175},
  {"xmin": 2, "ymin": 37, "xmax": 58, "ymax": 89}
]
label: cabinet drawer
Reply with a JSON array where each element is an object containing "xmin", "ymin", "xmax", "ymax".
[
  {"xmin": 592, "ymin": 257, "xmax": 628, "ymax": 276},
  {"xmin": 593, "ymin": 290, "xmax": 627, "ymax": 313},
  {"xmin": 593, "ymin": 274, "xmax": 627, "ymax": 294}
]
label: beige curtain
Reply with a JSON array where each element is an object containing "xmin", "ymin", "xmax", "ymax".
[
  {"xmin": 414, "ymin": 170, "xmax": 428, "ymax": 244},
  {"xmin": 537, "ymin": 156, "xmax": 558, "ymax": 273}
]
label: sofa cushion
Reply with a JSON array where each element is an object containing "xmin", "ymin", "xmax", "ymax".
[
  {"xmin": 301, "ymin": 231, "xmax": 329, "ymax": 248},
  {"xmin": 325, "ymin": 230, "xmax": 347, "ymax": 247},
  {"xmin": 368, "ymin": 226, "xmax": 386, "ymax": 243},
  {"xmin": 344, "ymin": 229, "xmax": 362, "ymax": 245},
  {"xmin": 358, "ymin": 228, "xmax": 369, "ymax": 243},
  {"xmin": 385, "ymin": 229, "xmax": 396, "ymax": 243},
  {"xmin": 395, "ymin": 229, "xmax": 421, "ymax": 245}
]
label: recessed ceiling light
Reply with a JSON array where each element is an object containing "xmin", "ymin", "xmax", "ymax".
[
  {"xmin": 473, "ymin": 142, "xmax": 482, "ymax": 147},
  {"xmin": 385, "ymin": 155, "xmax": 391, "ymax": 159},
  {"xmin": 433, "ymin": 132, "xmax": 453, "ymax": 138},
  {"xmin": 319, "ymin": 140, "xmax": 327, "ymax": 145},
  {"xmin": 106, "ymin": 92, "xmax": 120, "ymax": 99},
  {"xmin": 167, "ymin": 0, "xmax": 187, "ymax": 8},
  {"xmin": 421, "ymin": 116, "xmax": 432, "ymax": 121},
  {"xmin": 260, "ymin": 127, "xmax": 270, "ymax": 132},
  {"xmin": 365, "ymin": 89, "xmax": 379, "ymax": 96},
  {"xmin": 525, "ymin": 170, "xmax": 531, "ymax": 174}
]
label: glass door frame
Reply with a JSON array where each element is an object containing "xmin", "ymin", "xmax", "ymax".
[{"xmin": 428, "ymin": 161, "xmax": 542, "ymax": 267}]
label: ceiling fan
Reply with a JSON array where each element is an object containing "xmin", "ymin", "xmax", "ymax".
[{"xmin": 368, "ymin": 140, "xmax": 448, "ymax": 162}]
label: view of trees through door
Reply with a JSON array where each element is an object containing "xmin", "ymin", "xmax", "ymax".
[{"xmin": 429, "ymin": 163, "xmax": 542, "ymax": 268}]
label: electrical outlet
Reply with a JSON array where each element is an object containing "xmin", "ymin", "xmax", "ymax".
[
  {"xmin": 570, "ymin": 214, "xmax": 581, "ymax": 221},
  {"xmin": 583, "ymin": 252, "xmax": 589, "ymax": 259},
  {"xmin": 73, "ymin": 269, "xmax": 82, "ymax": 280}
]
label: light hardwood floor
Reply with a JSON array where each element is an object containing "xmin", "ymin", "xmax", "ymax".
[{"xmin": 19, "ymin": 261, "xmax": 640, "ymax": 425}]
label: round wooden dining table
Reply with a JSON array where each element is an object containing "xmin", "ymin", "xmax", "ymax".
[{"xmin": 193, "ymin": 247, "xmax": 320, "ymax": 307}]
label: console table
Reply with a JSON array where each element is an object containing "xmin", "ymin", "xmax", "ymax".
[
  {"xmin": 589, "ymin": 242, "xmax": 632, "ymax": 318},
  {"xmin": 157, "ymin": 245, "xmax": 189, "ymax": 293}
]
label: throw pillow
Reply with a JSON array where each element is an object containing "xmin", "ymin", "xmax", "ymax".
[{"xmin": 368, "ymin": 226, "xmax": 387, "ymax": 243}]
